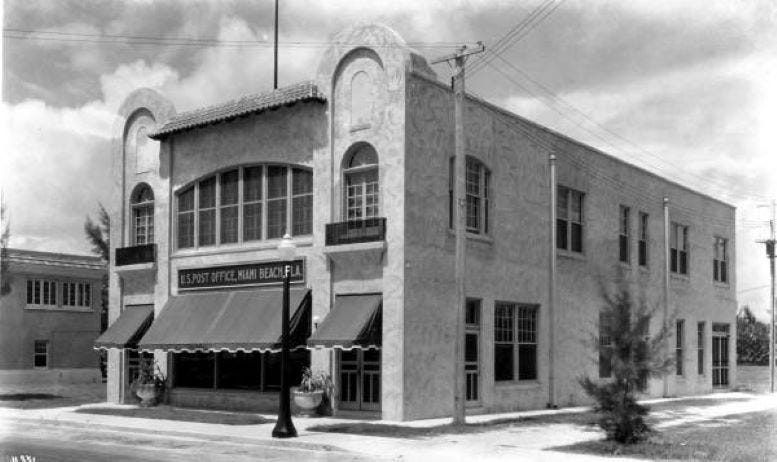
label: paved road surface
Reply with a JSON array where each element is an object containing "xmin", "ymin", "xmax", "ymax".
[{"xmin": 0, "ymin": 420, "xmax": 376, "ymax": 462}]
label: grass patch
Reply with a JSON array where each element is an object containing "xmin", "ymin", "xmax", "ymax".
[
  {"xmin": 553, "ymin": 410, "xmax": 777, "ymax": 461},
  {"xmin": 0, "ymin": 393, "xmax": 62, "ymax": 401},
  {"xmin": 76, "ymin": 405, "xmax": 271, "ymax": 426}
]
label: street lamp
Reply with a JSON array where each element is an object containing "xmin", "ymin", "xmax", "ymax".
[{"xmin": 272, "ymin": 233, "xmax": 297, "ymax": 438}]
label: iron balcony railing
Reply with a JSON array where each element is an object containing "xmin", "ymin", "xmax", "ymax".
[
  {"xmin": 325, "ymin": 218, "xmax": 386, "ymax": 246},
  {"xmin": 115, "ymin": 243, "xmax": 156, "ymax": 266}
]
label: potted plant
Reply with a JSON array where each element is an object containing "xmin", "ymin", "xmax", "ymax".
[
  {"xmin": 132, "ymin": 360, "xmax": 167, "ymax": 407},
  {"xmin": 292, "ymin": 367, "xmax": 334, "ymax": 415}
]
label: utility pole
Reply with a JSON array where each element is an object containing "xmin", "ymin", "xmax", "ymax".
[
  {"xmin": 663, "ymin": 197, "xmax": 670, "ymax": 397},
  {"xmin": 432, "ymin": 42, "xmax": 484, "ymax": 425},
  {"xmin": 757, "ymin": 201, "xmax": 776, "ymax": 393},
  {"xmin": 273, "ymin": 0, "xmax": 279, "ymax": 90}
]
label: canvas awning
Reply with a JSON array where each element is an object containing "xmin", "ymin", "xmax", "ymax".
[
  {"xmin": 94, "ymin": 305, "xmax": 154, "ymax": 350},
  {"xmin": 307, "ymin": 294, "xmax": 382, "ymax": 349},
  {"xmin": 137, "ymin": 289, "xmax": 311, "ymax": 352}
]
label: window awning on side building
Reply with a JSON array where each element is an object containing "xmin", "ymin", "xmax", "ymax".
[
  {"xmin": 137, "ymin": 289, "xmax": 311, "ymax": 352},
  {"xmin": 94, "ymin": 305, "xmax": 154, "ymax": 350},
  {"xmin": 307, "ymin": 294, "xmax": 382, "ymax": 349}
]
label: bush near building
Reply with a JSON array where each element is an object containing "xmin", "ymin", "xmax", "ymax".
[{"xmin": 736, "ymin": 306, "xmax": 769, "ymax": 365}]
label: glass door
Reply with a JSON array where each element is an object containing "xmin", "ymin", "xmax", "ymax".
[
  {"xmin": 712, "ymin": 324, "xmax": 729, "ymax": 388},
  {"xmin": 338, "ymin": 349, "xmax": 381, "ymax": 411}
]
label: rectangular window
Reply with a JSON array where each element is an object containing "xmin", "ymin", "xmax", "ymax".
[
  {"xmin": 557, "ymin": 186, "xmax": 584, "ymax": 253},
  {"xmin": 451, "ymin": 157, "xmax": 490, "ymax": 235},
  {"xmin": 676, "ymin": 319, "xmax": 685, "ymax": 375},
  {"xmin": 266, "ymin": 166, "xmax": 288, "ymax": 239},
  {"xmin": 198, "ymin": 176, "xmax": 217, "ymax": 246},
  {"xmin": 177, "ymin": 186, "xmax": 195, "ymax": 249},
  {"xmin": 670, "ymin": 223, "xmax": 689, "ymax": 275},
  {"xmin": 638, "ymin": 212, "xmax": 648, "ymax": 267},
  {"xmin": 599, "ymin": 312, "xmax": 613, "ymax": 378},
  {"xmin": 26, "ymin": 279, "xmax": 57, "ymax": 307},
  {"xmin": 292, "ymin": 168, "xmax": 313, "ymax": 236},
  {"xmin": 34, "ymin": 340, "xmax": 48, "ymax": 368},
  {"xmin": 619, "ymin": 206, "xmax": 630, "ymax": 263},
  {"xmin": 243, "ymin": 166, "xmax": 263, "ymax": 241},
  {"xmin": 697, "ymin": 322, "xmax": 705, "ymax": 375},
  {"xmin": 219, "ymin": 170, "xmax": 239, "ymax": 244},
  {"xmin": 62, "ymin": 282, "xmax": 91, "ymax": 308},
  {"xmin": 713, "ymin": 237, "xmax": 728, "ymax": 283},
  {"xmin": 494, "ymin": 303, "xmax": 537, "ymax": 382}
]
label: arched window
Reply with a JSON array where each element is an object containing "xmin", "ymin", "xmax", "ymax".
[
  {"xmin": 343, "ymin": 144, "xmax": 379, "ymax": 221},
  {"xmin": 131, "ymin": 184, "xmax": 154, "ymax": 245}
]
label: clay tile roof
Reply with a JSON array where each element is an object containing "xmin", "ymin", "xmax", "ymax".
[{"xmin": 149, "ymin": 81, "xmax": 326, "ymax": 139}]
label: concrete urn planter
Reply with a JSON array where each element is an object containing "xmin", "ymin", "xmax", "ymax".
[
  {"xmin": 135, "ymin": 383, "xmax": 163, "ymax": 407},
  {"xmin": 292, "ymin": 389, "xmax": 323, "ymax": 413}
]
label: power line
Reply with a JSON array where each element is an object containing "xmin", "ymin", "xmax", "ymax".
[{"xmin": 738, "ymin": 285, "xmax": 770, "ymax": 294}]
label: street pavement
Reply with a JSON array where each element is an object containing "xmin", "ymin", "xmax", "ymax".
[{"xmin": 1, "ymin": 392, "xmax": 775, "ymax": 461}]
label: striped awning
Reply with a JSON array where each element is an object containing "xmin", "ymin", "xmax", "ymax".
[
  {"xmin": 137, "ymin": 289, "xmax": 310, "ymax": 352},
  {"xmin": 94, "ymin": 305, "xmax": 154, "ymax": 350},
  {"xmin": 307, "ymin": 294, "xmax": 382, "ymax": 349}
]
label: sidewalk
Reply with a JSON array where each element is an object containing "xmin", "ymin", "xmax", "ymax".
[{"xmin": 2, "ymin": 392, "xmax": 775, "ymax": 461}]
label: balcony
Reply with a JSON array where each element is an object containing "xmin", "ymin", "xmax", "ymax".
[
  {"xmin": 116, "ymin": 244, "xmax": 156, "ymax": 267},
  {"xmin": 325, "ymin": 218, "xmax": 386, "ymax": 246}
]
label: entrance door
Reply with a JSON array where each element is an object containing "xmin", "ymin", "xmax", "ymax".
[
  {"xmin": 338, "ymin": 349, "xmax": 381, "ymax": 411},
  {"xmin": 465, "ymin": 299, "xmax": 481, "ymax": 405},
  {"xmin": 712, "ymin": 324, "xmax": 730, "ymax": 388}
]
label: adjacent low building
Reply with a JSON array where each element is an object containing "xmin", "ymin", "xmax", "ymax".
[
  {"xmin": 99, "ymin": 23, "xmax": 736, "ymax": 420},
  {"xmin": 0, "ymin": 248, "xmax": 105, "ymax": 385}
]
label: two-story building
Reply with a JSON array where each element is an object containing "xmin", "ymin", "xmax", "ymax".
[
  {"xmin": 0, "ymin": 248, "xmax": 105, "ymax": 385},
  {"xmin": 98, "ymin": 23, "xmax": 736, "ymax": 420}
]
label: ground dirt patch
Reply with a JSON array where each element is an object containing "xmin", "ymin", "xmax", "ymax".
[{"xmin": 76, "ymin": 405, "xmax": 271, "ymax": 425}]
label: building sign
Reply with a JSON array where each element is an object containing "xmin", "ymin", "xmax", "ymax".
[{"xmin": 178, "ymin": 259, "xmax": 304, "ymax": 290}]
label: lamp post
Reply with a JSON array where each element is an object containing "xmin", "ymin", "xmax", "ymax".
[{"xmin": 272, "ymin": 233, "xmax": 297, "ymax": 438}]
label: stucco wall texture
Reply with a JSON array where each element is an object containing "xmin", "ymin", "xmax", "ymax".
[{"xmin": 106, "ymin": 23, "xmax": 736, "ymax": 421}]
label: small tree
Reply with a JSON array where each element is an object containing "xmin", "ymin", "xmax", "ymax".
[
  {"xmin": 84, "ymin": 203, "xmax": 110, "ymax": 379},
  {"xmin": 736, "ymin": 305, "xmax": 769, "ymax": 365},
  {"xmin": 579, "ymin": 283, "xmax": 673, "ymax": 444}
]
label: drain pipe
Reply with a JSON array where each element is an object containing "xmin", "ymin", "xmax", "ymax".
[
  {"xmin": 663, "ymin": 197, "xmax": 671, "ymax": 397},
  {"xmin": 548, "ymin": 153, "xmax": 557, "ymax": 408}
]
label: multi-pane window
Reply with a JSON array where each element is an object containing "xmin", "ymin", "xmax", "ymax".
[
  {"xmin": 131, "ymin": 184, "xmax": 154, "ymax": 245},
  {"xmin": 34, "ymin": 340, "xmax": 48, "ymax": 368},
  {"xmin": 62, "ymin": 282, "xmax": 91, "ymax": 308},
  {"xmin": 345, "ymin": 144, "xmax": 379, "ymax": 221},
  {"xmin": 176, "ymin": 165, "xmax": 313, "ymax": 249},
  {"xmin": 638, "ymin": 212, "xmax": 648, "ymax": 267},
  {"xmin": 219, "ymin": 170, "xmax": 239, "ymax": 244},
  {"xmin": 449, "ymin": 156, "xmax": 490, "ymax": 234},
  {"xmin": 557, "ymin": 186, "xmax": 584, "ymax": 253},
  {"xmin": 494, "ymin": 303, "xmax": 538, "ymax": 382},
  {"xmin": 697, "ymin": 322, "xmax": 705, "ymax": 375},
  {"xmin": 26, "ymin": 279, "xmax": 57, "ymax": 307},
  {"xmin": 599, "ymin": 312, "xmax": 613, "ymax": 378},
  {"xmin": 713, "ymin": 237, "xmax": 728, "ymax": 283},
  {"xmin": 676, "ymin": 319, "xmax": 685, "ymax": 375},
  {"xmin": 670, "ymin": 223, "xmax": 689, "ymax": 275},
  {"xmin": 619, "ymin": 206, "xmax": 630, "ymax": 263}
]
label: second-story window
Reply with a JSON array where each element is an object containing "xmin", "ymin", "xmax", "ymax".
[
  {"xmin": 619, "ymin": 206, "xmax": 630, "ymax": 263},
  {"xmin": 638, "ymin": 212, "xmax": 648, "ymax": 267},
  {"xmin": 713, "ymin": 237, "xmax": 728, "ymax": 283},
  {"xmin": 448, "ymin": 156, "xmax": 491, "ymax": 235},
  {"xmin": 557, "ymin": 186, "xmax": 584, "ymax": 253},
  {"xmin": 131, "ymin": 184, "xmax": 154, "ymax": 245},
  {"xmin": 344, "ymin": 144, "xmax": 379, "ymax": 221},
  {"xmin": 176, "ymin": 165, "xmax": 312, "ymax": 249},
  {"xmin": 670, "ymin": 222, "xmax": 689, "ymax": 275}
]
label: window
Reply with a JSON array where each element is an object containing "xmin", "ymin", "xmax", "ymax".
[
  {"xmin": 449, "ymin": 156, "xmax": 490, "ymax": 234},
  {"xmin": 465, "ymin": 299, "xmax": 480, "ymax": 402},
  {"xmin": 619, "ymin": 206, "xmax": 630, "ymax": 263},
  {"xmin": 713, "ymin": 237, "xmax": 728, "ymax": 283},
  {"xmin": 344, "ymin": 144, "xmax": 379, "ymax": 221},
  {"xmin": 697, "ymin": 322, "xmax": 705, "ymax": 375},
  {"xmin": 670, "ymin": 223, "xmax": 689, "ymax": 275},
  {"xmin": 26, "ymin": 278, "xmax": 57, "ymax": 307},
  {"xmin": 599, "ymin": 313, "xmax": 613, "ymax": 378},
  {"xmin": 34, "ymin": 340, "xmax": 48, "ymax": 368},
  {"xmin": 676, "ymin": 319, "xmax": 685, "ymax": 375},
  {"xmin": 176, "ymin": 165, "xmax": 313, "ymax": 249},
  {"xmin": 62, "ymin": 282, "xmax": 91, "ymax": 308},
  {"xmin": 557, "ymin": 186, "xmax": 584, "ymax": 253},
  {"xmin": 638, "ymin": 212, "xmax": 648, "ymax": 267},
  {"xmin": 131, "ymin": 184, "xmax": 154, "ymax": 245},
  {"xmin": 494, "ymin": 303, "xmax": 537, "ymax": 382},
  {"xmin": 173, "ymin": 350, "xmax": 309, "ymax": 390}
]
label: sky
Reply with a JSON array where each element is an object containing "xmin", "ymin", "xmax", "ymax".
[{"xmin": 1, "ymin": 0, "xmax": 775, "ymax": 319}]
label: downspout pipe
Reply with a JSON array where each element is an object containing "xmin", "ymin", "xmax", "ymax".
[
  {"xmin": 663, "ymin": 197, "xmax": 671, "ymax": 397},
  {"xmin": 548, "ymin": 153, "xmax": 557, "ymax": 408}
]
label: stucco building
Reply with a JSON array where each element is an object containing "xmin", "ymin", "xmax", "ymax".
[
  {"xmin": 0, "ymin": 248, "xmax": 105, "ymax": 385},
  {"xmin": 99, "ymin": 24, "xmax": 736, "ymax": 420}
]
